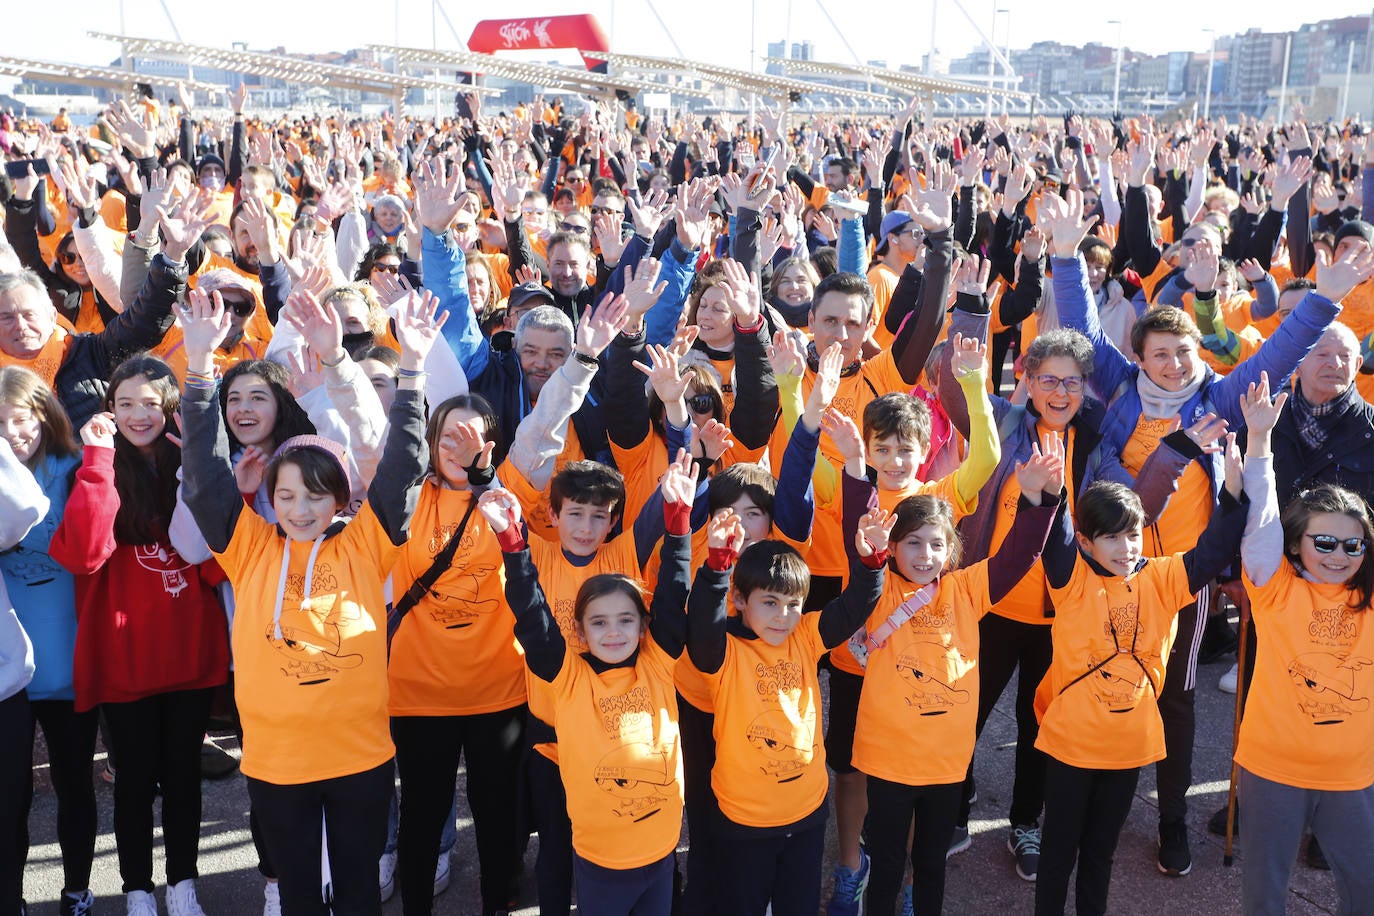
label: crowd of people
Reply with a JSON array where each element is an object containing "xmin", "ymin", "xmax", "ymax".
[{"xmin": 0, "ymin": 82, "xmax": 1372, "ymax": 916}]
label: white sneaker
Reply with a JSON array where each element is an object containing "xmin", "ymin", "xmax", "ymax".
[
  {"xmin": 166, "ymin": 879, "xmax": 206, "ymax": 916},
  {"xmin": 262, "ymin": 881, "xmax": 281, "ymax": 916},
  {"xmin": 379, "ymin": 850, "xmax": 398, "ymax": 902},
  {"xmin": 433, "ymin": 852, "xmax": 451, "ymax": 897},
  {"xmin": 126, "ymin": 889, "xmax": 158, "ymax": 916},
  {"xmin": 1219, "ymin": 662, "xmax": 1238, "ymax": 695}
]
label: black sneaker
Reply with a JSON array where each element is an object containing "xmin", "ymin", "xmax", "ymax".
[
  {"xmin": 1157, "ymin": 821, "xmax": 1192, "ymax": 876},
  {"xmin": 1008, "ymin": 824, "xmax": 1041, "ymax": 881},
  {"xmin": 1306, "ymin": 836, "xmax": 1330, "ymax": 870},
  {"xmin": 60, "ymin": 889, "xmax": 94, "ymax": 916},
  {"xmin": 1208, "ymin": 803, "xmax": 1238, "ymax": 837},
  {"xmin": 947, "ymin": 825, "xmax": 971, "ymax": 858}
]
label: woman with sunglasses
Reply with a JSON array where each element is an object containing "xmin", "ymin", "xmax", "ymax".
[{"xmin": 1234, "ymin": 375, "xmax": 1374, "ymax": 915}]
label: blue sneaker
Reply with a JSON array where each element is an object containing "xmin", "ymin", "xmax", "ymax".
[
  {"xmin": 826, "ymin": 848, "xmax": 870, "ymax": 916},
  {"xmin": 901, "ymin": 884, "xmax": 914, "ymax": 916}
]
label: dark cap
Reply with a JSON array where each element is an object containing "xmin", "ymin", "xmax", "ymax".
[{"xmin": 507, "ymin": 281, "xmax": 555, "ymax": 311}]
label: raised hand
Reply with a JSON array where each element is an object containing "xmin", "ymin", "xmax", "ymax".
[
  {"xmin": 957, "ymin": 147, "xmax": 985, "ymax": 186},
  {"xmin": 706, "ymin": 508, "xmax": 746, "ymax": 555},
  {"xmin": 1020, "ymin": 225, "xmax": 1047, "ymax": 262},
  {"xmin": 1315, "ymin": 244, "xmax": 1374, "ymax": 303},
  {"xmin": 955, "ymin": 254, "xmax": 1002, "ymax": 304},
  {"xmin": 105, "ymin": 99, "xmax": 157, "ymax": 158},
  {"xmin": 178, "ymin": 287, "xmax": 234, "ymax": 365},
  {"xmin": 1125, "ymin": 132, "xmax": 1157, "ymax": 186},
  {"xmin": 392, "ymin": 289, "xmax": 448, "ymax": 370},
  {"xmin": 444, "ymin": 415, "xmax": 496, "ymax": 471},
  {"xmin": 1184, "ymin": 245, "xmax": 1220, "ymax": 294},
  {"xmin": 1268, "ymin": 154, "xmax": 1311, "ymax": 212},
  {"xmin": 627, "ymin": 188, "xmax": 669, "ymax": 239},
  {"xmin": 1182, "ymin": 412, "xmax": 1229, "ymax": 454},
  {"xmin": 1237, "ymin": 258, "xmax": 1266, "ymax": 285},
  {"xmin": 413, "ymin": 157, "xmax": 464, "ymax": 235},
  {"xmin": 662, "ymin": 447, "xmax": 698, "ymax": 504},
  {"xmin": 719, "ymin": 258, "xmax": 762, "ymax": 328},
  {"xmin": 768, "ymin": 329, "xmax": 806, "ymax": 379},
  {"xmin": 694, "ymin": 420, "xmax": 735, "ymax": 463},
  {"xmin": 855, "ymin": 507, "xmax": 897, "ymax": 557},
  {"xmin": 60, "ymin": 160, "xmax": 99, "ymax": 212},
  {"xmin": 79, "ymin": 412, "xmax": 117, "ymax": 450},
  {"xmin": 909, "ymin": 161, "xmax": 955, "ymax": 232},
  {"xmin": 1239, "ymin": 371, "xmax": 1288, "ymax": 438},
  {"xmin": 285, "ymin": 348, "xmax": 325, "ymax": 399},
  {"xmin": 949, "ymin": 332, "xmax": 987, "ymax": 378},
  {"xmin": 157, "ymin": 189, "xmax": 216, "ymax": 263},
  {"xmin": 1038, "ymin": 188, "xmax": 1099, "ymax": 259},
  {"xmin": 674, "ymin": 177, "xmax": 717, "ymax": 250},
  {"xmin": 234, "ymin": 446, "xmax": 268, "ymax": 495},
  {"xmin": 1014, "ymin": 433, "xmax": 1066, "ymax": 502},
  {"xmin": 477, "ymin": 488, "xmax": 522, "ymax": 535},
  {"xmin": 1222, "ymin": 432, "xmax": 1243, "ymax": 500},
  {"xmin": 282, "ymin": 290, "xmax": 344, "ymax": 363},
  {"xmin": 1002, "ymin": 159, "xmax": 1032, "ymax": 212},
  {"xmin": 821, "ymin": 407, "xmax": 865, "ymax": 465},
  {"xmin": 239, "ymin": 196, "xmax": 282, "ymax": 266},
  {"xmin": 574, "ymin": 295, "xmax": 631, "ymax": 359},
  {"xmin": 634, "ymin": 344, "xmax": 692, "ymax": 404}
]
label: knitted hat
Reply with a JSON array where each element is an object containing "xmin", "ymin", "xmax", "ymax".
[
  {"xmin": 196, "ymin": 153, "xmax": 225, "ymax": 176},
  {"xmin": 271, "ymin": 435, "xmax": 351, "ymax": 493},
  {"xmin": 1334, "ymin": 220, "xmax": 1374, "ymax": 248}
]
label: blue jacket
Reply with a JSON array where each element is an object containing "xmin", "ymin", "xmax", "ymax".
[
  {"xmin": 0, "ymin": 453, "xmax": 80, "ymax": 701},
  {"xmin": 1053, "ymin": 253, "xmax": 1339, "ymax": 498}
]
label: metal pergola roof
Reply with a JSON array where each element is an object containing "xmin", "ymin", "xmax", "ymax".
[
  {"xmin": 0, "ymin": 54, "xmax": 224, "ymax": 96},
  {"xmin": 374, "ymin": 44, "xmax": 710, "ymax": 98},
  {"xmin": 579, "ymin": 51, "xmax": 894, "ymax": 103},
  {"xmin": 768, "ymin": 57, "xmax": 1032, "ymax": 101},
  {"xmin": 88, "ymin": 32, "xmax": 500, "ymax": 97}
]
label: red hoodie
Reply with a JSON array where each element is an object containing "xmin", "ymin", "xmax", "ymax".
[{"xmin": 49, "ymin": 446, "xmax": 229, "ymax": 711}]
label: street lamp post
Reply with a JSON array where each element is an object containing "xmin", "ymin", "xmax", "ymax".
[
  {"xmin": 997, "ymin": 8, "xmax": 1010, "ymax": 115},
  {"xmin": 1108, "ymin": 19, "xmax": 1123, "ymax": 113},
  {"xmin": 1203, "ymin": 29, "xmax": 1216, "ymax": 121}
]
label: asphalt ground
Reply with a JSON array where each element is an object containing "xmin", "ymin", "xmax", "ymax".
[{"xmin": 20, "ymin": 651, "xmax": 1343, "ymax": 915}]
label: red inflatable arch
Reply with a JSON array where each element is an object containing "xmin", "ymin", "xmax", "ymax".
[{"xmin": 467, "ymin": 15, "xmax": 610, "ymax": 71}]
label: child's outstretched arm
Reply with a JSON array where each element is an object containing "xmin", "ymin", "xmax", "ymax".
[
  {"xmin": 818, "ymin": 507, "xmax": 894, "ymax": 649},
  {"xmin": 1239, "ymin": 374, "xmax": 1289, "ymax": 587},
  {"xmin": 649, "ymin": 451, "xmax": 696, "ymax": 658},
  {"xmin": 481, "ymin": 489, "xmax": 566, "ymax": 683},
  {"xmin": 947, "ymin": 333, "xmax": 1002, "ymax": 511},
  {"xmin": 178, "ymin": 288, "xmax": 246, "ymax": 553},
  {"xmin": 686, "ymin": 509, "xmax": 747, "ymax": 675},
  {"xmin": 368, "ymin": 291, "xmax": 439, "ymax": 546},
  {"xmin": 986, "ymin": 435, "xmax": 1065, "ymax": 605},
  {"xmin": 1183, "ymin": 431, "xmax": 1249, "ymax": 594}
]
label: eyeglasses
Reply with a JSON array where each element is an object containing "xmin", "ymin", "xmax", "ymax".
[
  {"xmin": 590, "ymin": 205, "xmax": 623, "ymax": 217},
  {"xmin": 687, "ymin": 393, "xmax": 716, "ymax": 414},
  {"xmin": 566, "ymin": 175, "xmax": 587, "ymax": 184},
  {"xmin": 58, "ymin": 250, "xmax": 80, "ymax": 265},
  {"xmin": 1306, "ymin": 533, "xmax": 1368, "ymax": 556},
  {"xmin": 523, "ymin": 206, "xmax": 548, "ymax": 216},
  {"xmin": 1031, "ymin": 374, "xmax": 1084, "ymax": 394},
  {"xmin": 372, "ymin": 263, "xmax": 400, "ymax": 275},
  {"xmin": 559, "ymin": 223, "xmax": 590, "ymax": 234}
]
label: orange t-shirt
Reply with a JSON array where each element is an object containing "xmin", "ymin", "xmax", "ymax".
[
  {"xmin": 534, "ymin": 638, "xmax": 683, "ymax": 868},
  {"xmin": 388, "ymin": 482, "xmax": 526, "ymax": 716},
  {"xmin": 988, "ymin": 425, "xmax": 1076, "ymax": 625},
  {"xmin": 498, "ymin": 430, "xmax": 587, "ymax": 543},
  {"xmin": 1236, "ymin": 562, "xmax": 1374, "ymax": 791},
  {"xmin": 1036, "ymin": 553, "xmax": 1192, "ymax": 769},
  {"xmin": 216, "ymin": 503, "xmax": 396, "ymax": 784},
  {"xmin": 853, "ymin": 564, "xmax": 992, "ymax": 785},
  {"xmin": 827, "ymin": 474, "xmax": 973, "ymax": 675},
  {"xmin": 701, "ymin": 613, "xmax": 829, "ymax": 828},
  {"xmin": 1120, "ymin": 415, "xmax": 1212, "ymax": 557},
  {"xmin": 866, "ymin": 261, "xmax": 900, "ymax": 350}
]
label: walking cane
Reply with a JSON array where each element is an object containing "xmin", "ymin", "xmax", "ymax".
[{"xmin": 1223, "ymin": 592, "xmax": 1251, "ymax": 867}]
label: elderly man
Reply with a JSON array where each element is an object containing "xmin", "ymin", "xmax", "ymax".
[{"xmin": 0, "ymin": 191, "xmax": 210, "ymax": 426}]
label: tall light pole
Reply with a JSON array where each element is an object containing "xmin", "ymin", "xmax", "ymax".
[
  {"xmin": 1109, "ymin": 19, "xmax": 1123, "ymax": 113},
  {"xmin": 985, "ymin": 0, "xmax": 997, "ymax": 116},
  {"xmin": 1202, "ymin": 29, "xmax": 1216, "ymax": 121},
  {"xmin": 997, "ymin": 8, "xmax": 1010, "ymax": 114}
]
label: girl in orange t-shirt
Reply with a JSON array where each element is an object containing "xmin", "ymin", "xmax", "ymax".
[
  {"xmin": 480, "ymin": 452, "xmax": 696, "ymax": 916},
  {"xmin": 1235, "ymin": 378, "xmax": 1374, "ymax": 914},
  {"xmin": 852, "ymin": 440, "xmax": 1063, "ymax": 916}
]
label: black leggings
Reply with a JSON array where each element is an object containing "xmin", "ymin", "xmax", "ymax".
[
  {"xmin": 961, "ymin": 613, "xmax": 1053, "ymax": 828},
  {"xmin": 102, "ymin": 688, "xmax": 213, "ymax": 893},
  {"xmin": 677, "ymin": 696, "xmax": 717, "ymax": 916},
  {"xmin": 0, "ymin": 691, "xmax": 31, "ymax": 912},
  {"xmin": 393, "ymin": 708, "xmax": 525, "ymax": 916},
  {"xmin": 527, "ymin": 749, "xmax": 574, "ymax": 916},
  {"xmin": 1156, "ymin": 600, "xmax": 1201, "ymax": 826},
  {"xmin": 865, "ymin": 777, "xmax": 962, "ymax": 916},
  {"xmin": 710, "ymin": 813, "xmax": 827, "ymax": 915},
  {"xmin": 1035, "ymin": 759, "xmax": 1139, "ymax": 916},
  {"xmin": 31, "ymin": 700, "xmax": 98, "ymax": 892},
  {"xmin": 247, "ymin": 759, "xmax": 393, "ymax": 916}
]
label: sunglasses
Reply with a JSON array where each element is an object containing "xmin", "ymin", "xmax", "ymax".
[
  {"xmin": 686, "ymin": 393, "xmax": 716, "ymax": 414},
  {"xmin": 559, "ymin": 223, "xmax": 590, "ymax": 234},
  {"xmin": 372, "ymin": 263, "xmax": 400, "ymax": 275},
  {"xmin": 1306, "ymin": 533, "xmax": 1368, "ymax": 557},
  {"xmin": 566, "ymin": 176, "xmax": 587, "ymax": 183},
  {"xmin": 1031, "ymin": 374, "xmax": 1084, "ymax": 394},
  {"xmin": 453, "ymin": 222, "xmax": 475, "ymax": 233},
  {"xmin": 590, "ymin": 205, "xmax": 622, "ymax": 217},
  {"xmin": 58, "ymin": 250, "xmax": 80, "ymax": 265},
  {"xmin": 221, "ymin": 295, "xmax": 256, "ymax": 317}
]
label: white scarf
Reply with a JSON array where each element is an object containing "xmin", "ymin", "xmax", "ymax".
[{"xmin": 1135, "ymin": 368, "xmax": 1205, "ymax": 420}]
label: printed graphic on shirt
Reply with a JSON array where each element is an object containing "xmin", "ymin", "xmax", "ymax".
[
  {"xmin": 426, "ymin": 566, "xmax": 500, "ymax": 628},
  {"xmin": 594, "ymin": 743, "xmax": 674, "ymax": 821},
  {"xmin": 1084, "ymin": 651, "xmax": 1157, "ymax": 713},
  {"xmin": 1288, "ymin": 651, "xmax": 1372, "ymax": 724},
  {"xmin": 134, "ymin": 543, "xmax": 190, "ymax": 597},
  {"xmin": 269, "ymin": 563, "xmax": 364, "ymax": 684},
  {"xmin": 591, "ymin": 685, "xmax": 673, "ymax": 820},
  {"xmin": 0, "ymin": 547, "xmax": 64, "ymax": 587},
  {"xmin": 895, "ymin": 641, "xmax": 973, "ymax": 714}
]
